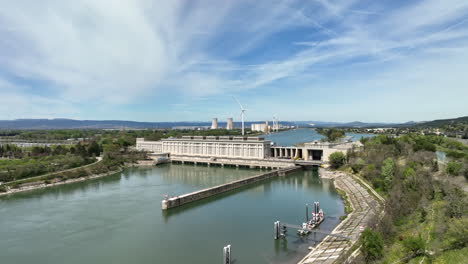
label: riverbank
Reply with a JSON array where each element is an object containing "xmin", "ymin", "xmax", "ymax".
[
  {"xmin": 0, "ymin": 167, "xmax": 124, "ymax": 196},
  {"xmin": 298, "ymin": 169, "xmax": 383, "ymax": 264}
]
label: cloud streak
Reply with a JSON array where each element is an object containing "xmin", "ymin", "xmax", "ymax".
[{"xmin": 0, "ymin": 0, "xmax": 467, "ymax": 121}]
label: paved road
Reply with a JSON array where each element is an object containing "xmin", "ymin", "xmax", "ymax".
[{"xmin": 298, "ymin": 172, "xmax": 382, "ymax": 264}]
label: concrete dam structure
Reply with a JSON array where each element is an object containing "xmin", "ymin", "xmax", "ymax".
[
  {"xmin": 136, "ymin": 135, "xmax": 362, "ymax": 210},
  {"xmin": 161, "ymin": 166, "xmax": 302, "ymax": 210},
  {"xmin": 136, "ymin": 135, "xmax": 360, "ymax": 164}
]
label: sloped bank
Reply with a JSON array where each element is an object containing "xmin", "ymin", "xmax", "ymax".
[
  {"xmin": 0, "ymin": 159, "xmax": 126, "ymax": 197},
  {"xmin": 298, "ymin": 169, "xmax": 383, "ymax": 264}
]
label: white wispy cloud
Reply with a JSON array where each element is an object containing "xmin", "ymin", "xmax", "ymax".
[{"xmin": 0, "ymin": 0, "xmax": 467, "ymax": 120}]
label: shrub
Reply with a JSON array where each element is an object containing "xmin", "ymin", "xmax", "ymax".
[
  {"xmin": 446, "ymin": 150, "xmax": 466, "ymax": 159},
  {"xmin": 0, "ymin": 185, "xmax": 7, "ymax": 192},
  {"xmin": 350, "ymin": 158, "xmax": 365, "ymax": 173},
  {"xmin": 361, "ymin": 228, "xmax": 384, "ymax": 261},
  {"xmin": 329, "ymin": 152, "xmax": 346, "ymax": 169},
  {"xmin": 402, "ymin": 235, "xmax": 426, "ymax": 255},
  {"xmin": 446, "ymin": 217, "xmax": 468, "ymax": 249},
  {"xmin": 446, "ymin": 162, "xmax": 462, "ymax": 176}
]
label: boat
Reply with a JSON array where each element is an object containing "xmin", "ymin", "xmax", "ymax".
[{"xmin": 297, "ymin": 202, "xmax": 325, "ymax": 236}]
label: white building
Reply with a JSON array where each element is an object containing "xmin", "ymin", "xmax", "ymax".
[
  {"xmin": 136, "ymin": 136, "xmax": 272, "ymax": 159},
  {"xmin": 137, "ymin": 137, "xmax": 360, "ymax": 163},
  {"xmin": 251, "ymin": 121, "xmax": 270, "ymax": 133}
]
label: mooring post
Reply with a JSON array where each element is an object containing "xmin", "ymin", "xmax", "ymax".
[
  {"xmin": 306, "ymin": 204, "xmax": 309, "ymax": 222},
  {"xmin": 223, "ymin": 244, "xmax": 231, "ymax": 264},
  {"xmin": 274, "ymin": 221, "xmax": 280, "ymax": 240}
]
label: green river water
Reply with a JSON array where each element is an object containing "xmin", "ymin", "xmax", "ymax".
[{"xmin": 1, "ymin": 144, "xmax": 345, "ymax": 264}]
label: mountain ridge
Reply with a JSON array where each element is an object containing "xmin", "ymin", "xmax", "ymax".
[{"xmin": 0, "ymin": 117, "xmax": 465, "ymax": 129}]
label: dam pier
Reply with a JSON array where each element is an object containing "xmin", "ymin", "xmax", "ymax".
[{"xmin": 162, "ymin": 166, "xmax": 302, "ymax": 210}]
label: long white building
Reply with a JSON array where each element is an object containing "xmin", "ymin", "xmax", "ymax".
[
  {"xmin": 136, "ymin": 136, "xmax": 361, "ymax": 163},
  {"xmin": 136, "ymin": 136, "xmax": 272, "ymax": 159}
]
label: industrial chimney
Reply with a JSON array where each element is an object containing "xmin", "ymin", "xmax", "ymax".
[
  {"xmin": 226, "ymin": 118, "xmax": 233, "ymax": 130},
  {"xmin": 211, "ymin": 118, "xmax": 218, "ymax": 129}
]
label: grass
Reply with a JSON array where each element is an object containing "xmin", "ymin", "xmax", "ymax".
[
  {"xmin": 5, "ymin": 158, "xmax": 99, "ymax": 186},
  {"xmin": 336, "ymin": 187, "xmax": 353, "ymax": 220},
  {"xmin": 433, "ymin": 247, "xmax": 468, "ymax": 264}
]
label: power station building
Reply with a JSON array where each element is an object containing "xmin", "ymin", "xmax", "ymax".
[
  {"xmin": 136, "ymin": 136, "xmax": 360, "ymax": 163},
  {"xmin": 136, "ymin": 136, "xmax": 272, "ymax": 159},
  {"xmin": 251, "ymin": 121, "xmax": 270, "ymax": 133}
]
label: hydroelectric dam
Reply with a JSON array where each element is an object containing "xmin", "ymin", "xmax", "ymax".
[{"xmin": 136, "ymin": 135, "xmax": 362, "ymax": 210}]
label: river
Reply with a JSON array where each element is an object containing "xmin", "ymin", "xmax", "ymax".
[
  {"xmin": 0, "ymin": 128, "xmax": 357, "ymax": 264},
  {"xmin": 261, "ymin": 128, "xmax": 374, "ymax": 146},
  {"xmin": 0, "ymin": 164, "xmax": 344, "ymax": 264}
]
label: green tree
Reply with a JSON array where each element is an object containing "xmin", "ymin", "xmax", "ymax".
[
  {"xmin": 87, "ymin": 141, "xmax": 101, "ymax": 157},
  {"xmin": 361, "ymin": 229, "xmax": 384, "ymax": 261},
  {"xmin": 381, "ymin": 158, "xmax": 395, "ymax": 192},
  {"xmin": 317, "ymin": 128, "xmax": 345, "ymax": 142},
  {"xmin": 329, "ymin": 152, "xmax": 346, "ymax": 169}
]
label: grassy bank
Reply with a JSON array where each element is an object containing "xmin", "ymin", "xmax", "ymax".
[{"xmin": 336, "ymin": 187, "xmax": 353, "ymax": 220}]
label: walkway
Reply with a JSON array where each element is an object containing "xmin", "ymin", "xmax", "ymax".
[{"xmin": 298, "ymin": 171, "xmax": 382, "ymax": 264}]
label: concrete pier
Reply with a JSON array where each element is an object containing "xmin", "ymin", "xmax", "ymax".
[{"xmin": 162, "ymin": 166, "xmax": 302, "ymax": 210}]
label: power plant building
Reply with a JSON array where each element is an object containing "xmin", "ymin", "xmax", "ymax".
[
  {"xmin": 137, "ymin": 136, "xmax": 272, "ymax": 159},
  {"xmin": 251, "ymin": 121, "xmax": 270, "ymax": 133}
]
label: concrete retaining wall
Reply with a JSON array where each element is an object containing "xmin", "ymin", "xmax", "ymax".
[
  {"xmin": 162, "ymin": 166, "xmax": 302, "ymax": 210},
  {"xmin": 170, "ymin": 154, "xmax": 299, "ymax": 169}
]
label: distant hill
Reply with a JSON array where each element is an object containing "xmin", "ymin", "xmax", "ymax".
[
  {"xmin": 0, "ymin": 117, "xmax": 465, "ymax": 130},
  {"xmin": 0, "ymin": 119, "xmax": 397, "ymax": 129},
  {"xmin": 0, "ymin": 119, "xmax": 295, "ymax": 130},
  {"xmin": 0, "ymin": 119, "xmax": 195, "ymax": 129},
  {"xmin": 416, "ymin": 116, "xmax": 468, "ymax": 128}
]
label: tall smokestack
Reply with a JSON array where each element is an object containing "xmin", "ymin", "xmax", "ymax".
[
  {"xmin": 226, "ymin": 118, "xmax": 233, "ymax": 130},
  {"xmin": 211, "ymin": 118, "xmax": 218, "ymax": 129}
]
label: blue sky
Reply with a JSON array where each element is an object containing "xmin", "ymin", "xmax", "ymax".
[{"xmin": 0, "ymin": 0, "xmax": 467, "ymax": 123}]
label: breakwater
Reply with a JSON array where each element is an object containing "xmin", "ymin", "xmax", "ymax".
[{"xmin": 162, "ymin": 166, "xmax": 302, "ymax": 210}]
